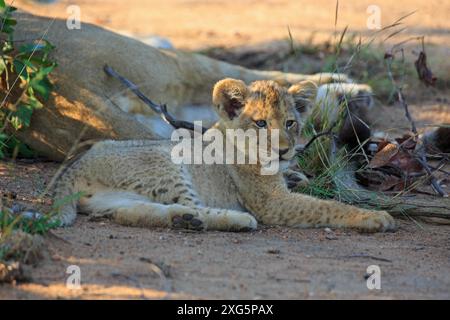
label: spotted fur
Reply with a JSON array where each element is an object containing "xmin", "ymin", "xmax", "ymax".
[{"xmin": 53, "ymin": 79, "xmax": 395, "ymax": 232}]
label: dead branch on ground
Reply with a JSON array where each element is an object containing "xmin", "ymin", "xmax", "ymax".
[{"xmin": 384, "ymin": 47, "xmax": 447, "ymax": 197}]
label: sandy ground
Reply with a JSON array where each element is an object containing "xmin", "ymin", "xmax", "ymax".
[
  {"xmin": 0, "ymin": 0, "xmax": 449, "ymax": 299},
  {"xmin": 1, "ymin": 215, "xmax": 450, "ymax": 299},
  {"xmin": 14, "ymin": 0, "xmax": 450, "ymax": 79},
  {"xmin": 0, "ymin": 103, "xmax": 449, "ymax": 299},
  {"xmin": 14, "ymin": 0, "xmax": 450, "ymax": 49}
]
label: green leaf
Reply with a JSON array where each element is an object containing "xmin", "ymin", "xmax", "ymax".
[
  {"xmin": 29, "ymin": 65, "xmax": 55, "ymax": 100},
  {"xmin": 10, "ymin": 104, "xmax": 33, "ymax": 129},
  {"xmin": 0, "ymin": 24, "xmax": 14, "ymax": 34},
  {"xmin": 30, "ymin": 78, "xmax": 52, "ymax": 100},
  {"xmin": 2, "ymin": 18, "xmax": 16, "ymax": 26},
  {"xmin": 0, "ymin": 58, "xmax": 5, "ymax": 74},
  {"xmin": 26, "ymin": 93, "xmax": 44, "ymax": 109},
  {"xmin": 6, "ymin": 137, "xmax": 36, "ymax": 158},
  {"xmin": 39, "ymin": 64, "xmax": 56, "ymax": 75},
  {"xmin": 19, "ymin": 42, "xmax": 46, "ymax": 53},
  {"xmin": 13, "ymin": 59, "xmax": 28, "ymax": 80},
  {"xmin": 0, "ymin": 133, "xmax": 7, "ymax": 159},
  {"xmin": 2, "ymin": 41, "xmax": 13, "ymax": 53}
]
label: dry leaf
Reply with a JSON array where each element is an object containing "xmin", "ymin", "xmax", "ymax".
[
  {"xmin": 389, "ymin": 151, "xmax": 422, "ymax": 173},
  {"xmin": 368, "ymin": 137, "xmax": 422, "ymax": 173},
  {"xmin": 356, "ymin": 169, "xmax": 406, "ymax": 192},
  {"xmin": 395, "ymin": 135, "xmax": 416, "ymax": 150},
  {"xmin": 368, "ymin": 142, "xmax": 399, "ymax": 168},
  {"xmin": 415, "ymin": 51, "xmax": 437, "ymax": 86}
]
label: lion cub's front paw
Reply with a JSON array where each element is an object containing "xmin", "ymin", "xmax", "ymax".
[
  {"xmin": 235, "ymin": 213, "xmax": 258, "ymax": 232},
  {"xmin": 167, "ymin": 205, "xmax": 205, "ymax": 231},
  {"xmin": 284, "ymin": 169, "xmax": 309, "ymax": 190},
  {"xmin": 357, "ymin": 210, "xmax": 397, "ymax": 233}
]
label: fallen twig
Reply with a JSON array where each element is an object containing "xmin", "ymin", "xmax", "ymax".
[
  {"xmin": 415, "ymin": 147, "xmax": 448, "ymax": 197},
  {"xmin": 344, "ymin": 253, "xmax": 392, "ymax": 263},
  {"xmin": 333, "ymin": 159, "xmax": 450, "ymax": 220}
]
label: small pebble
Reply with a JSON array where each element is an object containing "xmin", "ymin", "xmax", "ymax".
[{"xmin": 325, "ymin": 234, "xmax": 338, "ymax": 240}]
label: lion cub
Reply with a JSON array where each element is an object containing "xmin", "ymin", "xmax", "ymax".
[{"xmin": 53, "ymin": 79, "xmax": 395, "ymax": 232}]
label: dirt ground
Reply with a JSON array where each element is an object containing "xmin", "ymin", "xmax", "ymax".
[
  {"xmin": 14, "ymin": 0, "xmax": 450, "ymax": 79},
  {"xmin": 0, "ymin": 0, "xmax": 449, "ymax": 299},
  {"xmin": 1, "ymin": 212, "xmax": 450, "ymax": 299}
]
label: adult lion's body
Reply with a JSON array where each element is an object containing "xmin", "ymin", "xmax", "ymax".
[{"xmin": 11, "ymin": 12, "xmax": 348, "ymax": 160}]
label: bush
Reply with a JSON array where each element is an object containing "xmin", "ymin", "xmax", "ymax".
[{"xmin": 0, "ymin": 0, "xmax": 56, "ymax": 158}]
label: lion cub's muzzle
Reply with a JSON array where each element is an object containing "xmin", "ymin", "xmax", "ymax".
[{"xmin": 275, "ymin": 147, "xmax": 296, "ymax": 161}]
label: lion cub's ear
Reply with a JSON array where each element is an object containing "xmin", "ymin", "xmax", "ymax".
[
  {"xmin": 288, "ymin": 80, "xmax": 318, "ymax": 114},
  {"xmin": 212, "ymin": 78, "xmax": 249, "ymax": 120}
]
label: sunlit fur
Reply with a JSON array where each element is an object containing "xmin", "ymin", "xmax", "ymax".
[{"xmin": 53, "ymin": 79, "xmax": 396, "ymax": 233}]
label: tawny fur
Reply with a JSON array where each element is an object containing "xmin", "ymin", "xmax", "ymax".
[
  {"xmin": 53, "ymin": 80, "xmax": 396, "ymax": 233},
  {"xmin": 13, "ymin": 12, "xmax": 351, "ymax": 161}
]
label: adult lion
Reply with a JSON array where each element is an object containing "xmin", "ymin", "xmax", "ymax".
[{"xmin": 11, "ymin": 11, "xmax": 350, "ymax": 161}]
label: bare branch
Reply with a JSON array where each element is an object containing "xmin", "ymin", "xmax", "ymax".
[
  {"xmin": 103, "ymin": 64, "xmax": 208, "ymax": 133},
  {"xmin": 384, "ymin": 49, "xmax": 448, "ymax": 197}
]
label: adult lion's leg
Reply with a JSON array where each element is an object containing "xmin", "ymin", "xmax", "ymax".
[{"xmin": 14, "ymin": 87, "xmax": 157, "ymax": 161}]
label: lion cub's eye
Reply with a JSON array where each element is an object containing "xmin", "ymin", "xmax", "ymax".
[
  {"xmin": 254, "ymin": 120, "xmax": 267, "ymax": 128},
  {"xmin": 286, "ymin": 120, "xmax": 296, "ymax": 129}
]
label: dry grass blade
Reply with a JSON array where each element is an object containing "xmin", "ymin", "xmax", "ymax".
[
  {"xmin": 384, "ymin": 27, "xmax": 408, "ymax": 42},
  {"xmin": 334, "ymin": 0, "xmax": 339, "ymax": 28},
  {"xmin": 336, "ymin": 25, "xmax": 348, "ymax": 54},
  {"xmin": 287, "ymin": 25, "xmax": 296, "ymax": 55},
  {"xmin": 391, "ymin": 10, "xmax": 417, "ymax": 26}
]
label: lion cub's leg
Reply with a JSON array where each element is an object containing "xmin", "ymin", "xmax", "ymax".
[
  {"xmin": 255, "ymin": 191, "xmax": 396, "ymax": 232},
  {"xmin": 82, "ymin": 191, "xmax": 204, "ymax": 230},
  {"xmin": 197, "ymin": 208, "xmax": 257, "ymax": 232},
  {"xmin": 82, "ymin": 191, "xmax": 256, "ymax": 232}
]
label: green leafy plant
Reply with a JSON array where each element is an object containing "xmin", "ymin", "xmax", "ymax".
[
  {"xmin": 0, "ymin": 191, "xmax": 84, "ymax": 241},
  {"xmin": 0, "ymin": 208, "xmax": 60, "ymax": 236},
  {"xmin": 0, "ymin": 0, "xmax": 56, "ymax": 158},
  {"xmin": 0, "ymin": 192, "xmax": 83, "ymax": 262},
  {"xmin": 0, "ymin": 206, "xmax": 57, "ymax": 262}
]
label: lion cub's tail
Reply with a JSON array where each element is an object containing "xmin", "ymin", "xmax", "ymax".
[{"xmin": 50, "ymin": 160, "xmax": 83, "ymax": 227}]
